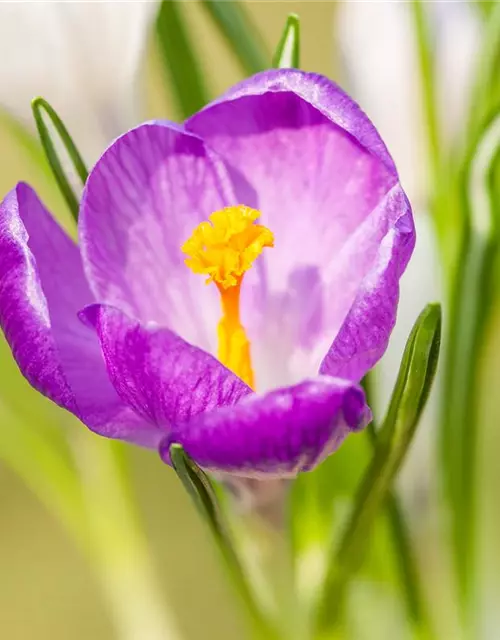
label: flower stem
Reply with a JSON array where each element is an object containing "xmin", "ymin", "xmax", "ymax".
[
  {"xmin": 170, "ymin": 444, "xmax": 279, "ymax": 640},
  {"xmin": 233, "ymin": 511, "xmax": 302, "ymax": 640},
  {"xmin": 369, "ymin": 423, "xmax": 432, "ymax": 637},
  {"xmin": 363, "ymin": 375, "xmax": 433, "ymax": 638},
  {"xmin": 316, "ymin": 306, "xmax": 441, "ymax": 636}
]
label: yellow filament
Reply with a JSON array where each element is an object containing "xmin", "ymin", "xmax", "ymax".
[{"xmin": 181, "ymin": 205, "xmax": 274, "ymax": 388}]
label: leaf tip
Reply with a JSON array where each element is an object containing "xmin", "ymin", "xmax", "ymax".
[
  {"xmin": 421, "ymin": 302, "xmax": 442, "ymax": 340},
  {"xmin": 273, "ymin": 12, "xmax": 300, "ymax": 69}
]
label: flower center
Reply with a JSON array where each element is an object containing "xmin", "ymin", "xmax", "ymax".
[{"xmin": 181, "ymin": 205, "xmax": 274, "ymax": 389}]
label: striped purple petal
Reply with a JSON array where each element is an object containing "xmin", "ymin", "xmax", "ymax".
[
  {"xmin": 81, "ymin": 304, "xmax": 252, "ymax": 429},
  {"xmin": 0, "ymin": 184, "xmax": 158, "ymax": 446},
  {"xmin": 160, "ymin": 376, "xmax": 370, "ymax": 478},
  {"xmin": 79, "ymin": 121, "xmax": 251, "ymax": 354},
  {"xmin": 320, "ymin": 190, "xmax": 414, "ymax": 380}
]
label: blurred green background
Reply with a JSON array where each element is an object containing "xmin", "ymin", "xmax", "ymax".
[{"xmin": 2, "ymin": 1, "xmax": 500, "ymax": 639}]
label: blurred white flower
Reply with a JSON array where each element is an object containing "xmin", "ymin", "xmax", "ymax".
[
  {"xmin": 336, "ymin": 0, "xmax": 480, "ymax": 210},
  {"xmin": 337, "ymin": 1, "xmax": 426, "ymax": 208},
  {"xmin": 0, "ymin": 0, "xmax": 159, "ymax": 163},
  {"xmin": 434, "ymin": 2, "xmax": 482, "ymax": 150},
  {"xmin": 336, "ymin": 1, "xmax": 480, "ymax": 508}
]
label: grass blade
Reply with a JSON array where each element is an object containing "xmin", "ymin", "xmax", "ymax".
[
  {"xmin": 170, "ymin": 444, "xmax": 278, "ymax": 639},
  {"xmin": 440, "ymin": 112, "xmax": 500, "ymax": 625},
  {"xmin": 273, "ymin": 13, "xmax": 300, "ymax": 69},
  {"xmin": 156, "ymin": 0, "xmax": 209, "ymax": 118},
  {"xmin": 31, "ymin": 97, "xmax": 89, "ymax": 221},
  {"xmin": 316, "ymin": 304, "xmax": 441, "ymax": 634},
  {"xmin": 201, "ymin": 0, "xmax": 268, "ymax": 76}
]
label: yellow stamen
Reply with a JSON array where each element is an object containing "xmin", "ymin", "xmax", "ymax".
[{"xmin": 181, "ymin": 205, "xmax": 274, "ymax": 388}]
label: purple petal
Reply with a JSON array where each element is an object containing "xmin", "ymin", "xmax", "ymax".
[
  {"xmin": 186, "ymin": 69, "xmax": 413, "ymax": 384},
  {"xmin": 186, "ymin": 68, "xmax": 396, "ymax": 282},
  {"xmin": 0, "ymin": 184, "xmax": 156, "ymax": 446},
  {"xmin": 81, "ymin": 304, "xmax": 252, "ymax": 429},
  {"xmin": 320, "ymin": 187, "xmax": 415, "ymax": 380},
  {"xmin": 160, "ymin": 377, "xmax": 370, "ymax": 478},
  {"xmin": 79, "ymin": 121, "xmax": 249, "ymax": 353},
  {"xmin": 188, "ymin": 68, "xmax": 395, "ymax": 169}
]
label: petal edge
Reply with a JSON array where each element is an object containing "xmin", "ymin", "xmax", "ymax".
[{"xmin": 161, "ymin": 376, "xmax": 370, "ymax": 478}]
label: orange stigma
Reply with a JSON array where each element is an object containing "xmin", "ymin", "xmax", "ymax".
[{"xmin": 181, "ymin": 205, "xmax": 274, "ymax": 388}]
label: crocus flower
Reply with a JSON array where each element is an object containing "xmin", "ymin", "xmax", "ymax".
[{"xmin": 0, "ymin": 70, "xmax": 414, "ymax": 479}]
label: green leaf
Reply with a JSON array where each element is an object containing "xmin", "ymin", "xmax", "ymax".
[
  {"xmin": 315, "ymin": 304, "xmax": 442, "ymax": 634},
  {"xmin": 383, "ymin": 492, "xmax": 428, "ymax": 631},
  {"xmin": 170, "ymin": 442, "xmax": 223, "ymax": 529},
  {"xmin": 378, "ymin": 305, "xmax": 441, "ymax": 448},
  {"xmin": 201, "ymin": 0, "xmax": 268, "ymax": 76},
  {"xmin": 440, "ymin": 111, "xmax": 500, "ymax": 620},
  {"xmin": 31, "ymin": 97, "xmax": 89, "ymax": 222},
  {"xmin": 273, "ymin": 13, "xmax": 300, "ymax": 69},
  {"xmin": 170, "ymin": 444, "xmax": 278, "ymax": 639},
  {"xmin": 467, "ymin": 4, "xmax": 500, "ymax": 144},
  {"xmin": 365, "ymin": 417, "xmax": 431, "ymax": 634},
  {"xmin": 156, "ymin": 0, "xmax": 209, "ymax": 119}
]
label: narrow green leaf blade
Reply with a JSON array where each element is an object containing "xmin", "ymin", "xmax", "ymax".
[
  {"xmin": 201, "ymin": 0, "xmax": 268, "ymax": 76},
  {"xmin": 380, "ymin": 304, "xmax": 441, "ymax": 448},
  {"xmin": 156, "ymin": 0, "xmax": 209, "ymax": 119},
  {"xmin": 384, "ymin": 494, "xmax": 427, "ymax": 629},
  {"xmin": 273, "ymin": 13, "xmax": 300, "ymax": 69},
  {"xmin": 170, "ymin": 444, "xmax": 277, "ymax": 639},
  {"xmin": 366, "ymin": 419, "xmax": 431, "ymax": 633},
  {"xmin": 316, "ymin": 303, "xmax": 442, "ymax": 633},
  {"xmin": 170, "ymin": 442, "xmax": 222, "ymax": 529},
  {"xmin": 31, "ymin": 97, "xmax": 89, "ymax": 221},
  {"xmin": 440, "ymin": 111, "xmax": 500, "ymax": 619}
]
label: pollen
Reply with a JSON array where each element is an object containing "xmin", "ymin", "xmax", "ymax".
[
  {"xmin": 181, "ymin": 205, "xmax": 274, "ymax": 290},
  {"xmin": 181, "ymin": 205, "xmax": 274, "ymax": 389}
]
